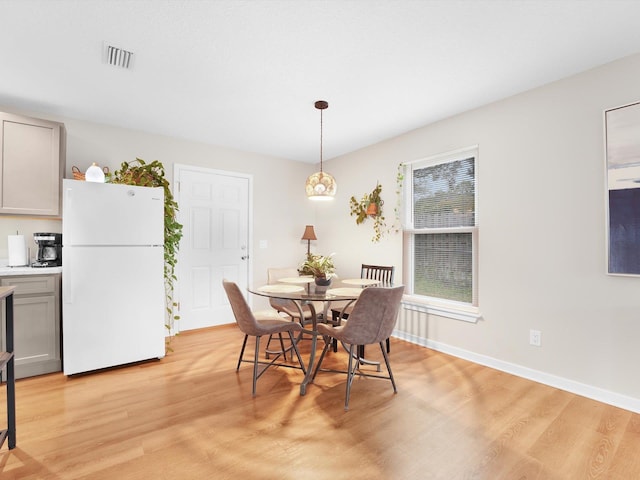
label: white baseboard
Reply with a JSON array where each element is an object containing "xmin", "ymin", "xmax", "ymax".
[{"xmin": 392, "ymin": 330, "xmax": 640, "ymax": 414}]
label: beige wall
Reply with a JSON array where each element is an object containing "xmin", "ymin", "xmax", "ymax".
[{"xmin": 318, "ymin": 52, "xmax": 640, "ymax": 411}]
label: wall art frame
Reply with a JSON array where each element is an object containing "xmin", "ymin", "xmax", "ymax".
[{"xmin": 605, "ymin": 101, "xmax": 640, "ymax": 276}]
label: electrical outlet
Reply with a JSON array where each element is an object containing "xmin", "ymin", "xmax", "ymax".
[{"xmin": 529, "ymin": 329, "xmax": 542, "ymax": 347}]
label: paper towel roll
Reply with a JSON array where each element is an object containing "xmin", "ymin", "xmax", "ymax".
[{"xmin": 8, "ymin": 235, "xmax": 27, "ymax": 267}]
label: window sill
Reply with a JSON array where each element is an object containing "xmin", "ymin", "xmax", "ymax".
[{"xmin": 401, "ymin": 295, "xmax": 482, "ymax": 323}]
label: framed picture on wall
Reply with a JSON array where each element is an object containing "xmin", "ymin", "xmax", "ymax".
[{"xmin": 605, "ymin": 101, "xmax": 640, "ymax": 275}]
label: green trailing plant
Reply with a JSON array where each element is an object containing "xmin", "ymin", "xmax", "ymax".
[
  {"xmin": 110, "ymin": 158, "xmax": 183, "ymax": 349},
  {"xmin": 349, "ymin": 182, "xmax": 386, "ymax": 242},
  {"xmin": 389, "ymin": 162, "xmax": 405, "ymax": 234}
]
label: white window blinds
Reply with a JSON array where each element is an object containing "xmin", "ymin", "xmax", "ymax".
[{"xmin": 407, "ymin": 150, "xmax": 477, "ymax": 305}]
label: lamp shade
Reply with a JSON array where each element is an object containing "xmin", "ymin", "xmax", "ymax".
[
  {"xmin": 301, "ymin": 225, "xmax": 317, "ymax": 241},
  {"xmin": 85, "ymin": 163, "xmax": 105, "ymax": 183},
  {"xmin": 305, "ymin": 172, "xmax": 337, "ymax": 200}
]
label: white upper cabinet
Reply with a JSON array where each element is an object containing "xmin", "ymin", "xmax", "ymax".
[{"xmin": 0, "ymin": 112, "xmax": 65, "ymax": 216}]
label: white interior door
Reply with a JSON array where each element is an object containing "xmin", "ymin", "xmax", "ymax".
[{"xmin": 175, "ymin": 165, "xmax": 251, "ymax": 331}]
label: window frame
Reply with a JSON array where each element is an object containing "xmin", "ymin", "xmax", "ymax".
[{"xmin": 401, "ymin": 146, "xmax": 481, "ymax": 323}]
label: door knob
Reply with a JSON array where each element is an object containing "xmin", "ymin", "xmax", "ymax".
[{"xmin": 241, "ymin": 255, "xmax": 249, "ymax": 260}]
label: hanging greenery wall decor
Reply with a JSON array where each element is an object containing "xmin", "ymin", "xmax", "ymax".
[
  {"xmin": 110, "ymin": 158, "xmax": 183, "ymax": 349},
  {"xmin": 390, "ymin": 162, "xmax": 405, "ymax": 234},
  {"xmin": 349, "ymin": 182, "xmax": 387, "ymax": 242}
]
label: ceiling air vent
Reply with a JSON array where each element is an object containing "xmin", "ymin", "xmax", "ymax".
[{"xmin": 106, "ymin": 44, "xmax": 134, "ymax": 69}]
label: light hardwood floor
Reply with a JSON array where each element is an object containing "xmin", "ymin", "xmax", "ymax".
[{"xmin": 1, "ymin": 324, "xmax": 639, "ymax": 479}]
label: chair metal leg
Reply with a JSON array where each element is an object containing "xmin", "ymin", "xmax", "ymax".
[
  {"xmin": 252, "ymin": 335, "xmax": 261, "ymax": 397},
  {"xmin": 386, "ymin": 337, "xmax": 391, "ymax": 353},
  {"xmin": 379, "ymin": 342, "xmax": 397, "ymax": 393},
  {"xmin": 265, "ymin": 333, "xmax": 288, "ymax": 360},
  {"xmin": 311, "ymin": 339, "xmax": 331, "ymax": 380},
  {"xmin": 238, "ymin": 332, "xmax": 306, "ymax": 396},
  {"xmin": 331, "ymin": 310, "xmax": 340, "ymax": 352},
  {"xmin": 267, "ymin": 332, "xmax": 298, "ymax": 361},
  {"xmin": 313, "ymin": 339, "xmax": 392, "ymax": 410},
  {"xmin": 265, "ymin": 334, "xmax": 275, "ymax": 359},
  {"xmin": 276, "ymin": 333, "xmax": 289, "ymax": 361},
  {"xmin": 288, "ymin": 331, "xmax": 307, "ymax": 374},
  {"xmin": 344, "ymin": 344, "xmax": 358, "ymax": 411},
  {"xmin": 338, "ymin": 342, "xmax": 381, "ymax": 372},
  {"xmin": 237, "ymin": 334, "xmax": 249, "ymax": 371}
]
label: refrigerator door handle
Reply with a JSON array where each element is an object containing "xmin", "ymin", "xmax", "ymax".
[
  {"xmin": 63, "ymin": 250, "xmax": 73, "ymax": 304},
  {"xmin": 64, "ymin": 185, "xmax": 73, "ymax": 245}
]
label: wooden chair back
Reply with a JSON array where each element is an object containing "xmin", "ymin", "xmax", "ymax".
[{"xmin": 360, "ymin": 264, "xmax": 395, "ymax": 285}]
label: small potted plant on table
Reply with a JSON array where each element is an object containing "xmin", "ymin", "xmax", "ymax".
[{"xmin": 299, "ymin": 253, "xmax": 336, "ymax": 286}]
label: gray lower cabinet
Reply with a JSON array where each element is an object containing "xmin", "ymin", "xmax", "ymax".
[{"xmin": 0, "ymin": 274, "xmax": 61, "ymax": 379}]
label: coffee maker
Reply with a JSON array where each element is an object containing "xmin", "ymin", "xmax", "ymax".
[{"xmin": 32, "ymin": 233, "xmax": 62, "ymax": 267}]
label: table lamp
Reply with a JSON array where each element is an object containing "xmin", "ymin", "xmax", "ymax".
[{"xmin": 301, "ymin": 225, "xmax": 317, "ymax": 256}]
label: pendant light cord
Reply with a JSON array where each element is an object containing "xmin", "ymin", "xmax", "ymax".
[
  {"xmin": 305, "ymin": 100, "xmax": 335, "ymax": 199},
  {"xmin": 315, "ymin": 100, "xmax": 328, "ymax": 175},
  {"xmin": 319, "ymin": 107, "xmax": 324, "ymax": 174}
]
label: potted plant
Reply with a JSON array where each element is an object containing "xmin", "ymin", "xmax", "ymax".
[
  {"xmin": 299, "ymin": 253, "xmax": 336, "ymax": 286},
  {"xmin": 349, "ymin": 182, "xmax": 387, "ymax": 242},
  {"xmin": 366, "ymin": 182, "xmax": 383, "ymax": 215}
]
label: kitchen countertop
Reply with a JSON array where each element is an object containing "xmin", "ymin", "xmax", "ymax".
[{"xmin": 0, "ymin": 262, "xmax": 62, "ymax": 276}]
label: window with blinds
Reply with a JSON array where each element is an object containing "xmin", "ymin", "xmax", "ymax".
[{"xmin": 405, "ymin": 148, "xmax": 478, "ymax": 306}]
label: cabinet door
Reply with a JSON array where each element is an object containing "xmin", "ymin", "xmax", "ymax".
[
  {"xmin": 5, "ymin": 295, "xmax": 60, "ymax": 378},
  {"xmin": 0, "ymin": 112, "xmax": 63, "ymax": 216},
  {"xmin": 1, "ymin": 275, "xmax": 61, "ymax": 379}
]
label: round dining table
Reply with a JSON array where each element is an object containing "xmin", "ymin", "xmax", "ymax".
[{"xmin": 248, "ymin": 278, "xmax": 374, "ymax": 395}]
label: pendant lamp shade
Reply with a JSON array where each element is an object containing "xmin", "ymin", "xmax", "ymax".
[
  {"xmin": 306, "ymin": 100, "xmax": 337, "ymax": 200},
  {"xmin": 305, "ymin": 172, "xmax": 337, "ymax": 199}
]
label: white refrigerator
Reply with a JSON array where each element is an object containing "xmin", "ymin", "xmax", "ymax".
[{"xmin": 62, "ymin": 179, "xmax": 165, "ymax": 375}]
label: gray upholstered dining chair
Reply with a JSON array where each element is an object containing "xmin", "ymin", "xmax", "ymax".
[
  {"xmin": 266, "ymin": 267, "xmax": 317, "ymax": 327},
  {"xmin": 264, "ymin": 267, "xmax": 326, "ymax": 356},
  {"xmin": 313, "ymin": 285, "xmax": 404, "ymax": 410},
  {"xmin": 222, "ymin": 279, "xmax": 306, "ymax": 396},
  {"xmin": 331, "ymin": 264, "xmax": 395, "ymax": 353}
]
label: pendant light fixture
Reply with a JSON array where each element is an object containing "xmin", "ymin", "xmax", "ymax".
[{"xmin": 305, "ymin": 100, "xmax": 337, "ymax": 200}]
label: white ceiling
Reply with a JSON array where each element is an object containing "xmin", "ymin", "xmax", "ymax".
[{"xmin": 2, "ymin": 0, "xmax": 640, "ymax": 164}]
